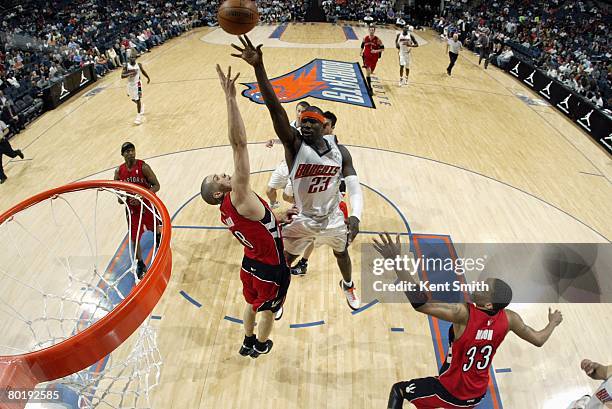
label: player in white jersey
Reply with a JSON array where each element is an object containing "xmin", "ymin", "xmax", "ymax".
[
  {"xmin": 233, "ymin": 35, "xmax": 364, "ymax": 310},
  {"xmin": 121, "ymin": 53, "xmax": 150, "ymax": 125},
  {"xmin": 395, "ymin": 25, "xmax": 418, "ymax": 86},
  {"xmin": 568, "ymin": 360, "xmax": 612, "ymax": 409},
  {"xmin": 266, "ymin": 101, "xmax": 309, "ymax": 209}
]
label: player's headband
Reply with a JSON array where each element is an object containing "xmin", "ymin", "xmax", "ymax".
[
  {"xmin": 121, "ymin": 142, "xmax": 135, "ymax": 154},
  {"xmin": 300, "ymin": 111, "xmax": 325, "ymax": 124}
]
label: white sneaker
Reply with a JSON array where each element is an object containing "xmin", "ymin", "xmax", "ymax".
[
  {"xmin": 404, "ymin": 78, "xmax": 409, "ymax": 86},
  {"xmin": 134, "ymin": 114, "xmax": 143, "ymax": 125},
  {"xmin": 340, "ymin": 280, "xmax": 360, "ymax": 311},
  {"xmin": 398, "ymin": 79, "xmax": 404, "ymax": 86}
]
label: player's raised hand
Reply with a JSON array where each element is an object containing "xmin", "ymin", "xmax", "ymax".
[
  {"xmin": 373, "ymin": 233, "xmax": 401, "ymax": 260},
  {"xmin": 547, "ymin": 307, "xmax": 563, "ymax": 327},
  {"xmin": 230, "ymin": 35, "xmax": 263, "ymax": 67},
  {"xmin": 216, "ymin": 64, "xmax": 240, "ymax": 98}
]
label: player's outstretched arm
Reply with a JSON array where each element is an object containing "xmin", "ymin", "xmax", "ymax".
[
  {"xmin": 216, "ymin": 64, "xmax": 263, "ymax": 220},
  {"xmin": 142, "ymin": 163, "xmax": 160, "ymax": 193},
  {"xmin": 506, "ymin": 307, "xmax": 563, "ymax": 347},
  {"xmin": 372, "ymin": 233, "xmax": 470, "ymax": 324},
  {"xmin": 230, "ymin": 35, "xmax": 300, "ymax": 156},
  {"xmin": 338, "ymin": 145, "xmax": 362, "ymax": 244}
]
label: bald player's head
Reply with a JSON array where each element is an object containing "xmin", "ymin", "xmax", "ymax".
[{"xmin": 200, "ymin": 173, "xmax": 232, "ymax": 205}]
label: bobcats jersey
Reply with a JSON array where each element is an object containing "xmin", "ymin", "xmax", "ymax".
[
  {"xmin": 126, "ymin": 62, "xmax": 141, "ymax": 86},
  {"xmin": 398, "ymin": 32, "xmax": 414, "ymax": 54},
  {"xmin": 588, "ymin": 378, "xmax": 612, "ymax": 408},
  {"xmin": 289, "ymin": 135, "xmax": 343, "ymax": 219},
  {"xmin": 438, "ymin": 304, "xmax": 509, "ymax": 400}
]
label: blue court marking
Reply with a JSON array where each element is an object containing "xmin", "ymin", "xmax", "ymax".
[
  {"xmin": 351, "ymin": 299, "xmax": 379, "ymax": 315},
  {"xmin": 495, "ymin": 368, "xmax": 512, "ymax": 374},
  {"xmin": 75, "ymin": 143, "xmax": 608, "ymax": 242},
  {"xmin": 390, "ymin": 327, "xmax": 405, "ymax": 332},
  {"xmin": 269, "ymin": 23, "xmax": 288, "ymax": 39},
  {"xmin": 342, "ymin": 26, "xmax": 358, "ymax": 40},
  {"xmin": 151, "ymin": 315, "xmax": 162, "ymax": 320},
  {"xmin": 415, "ymin": 236, "xmax": 503, "ymax": 408},
  {"xmin": 290, "ymin": 320, "xmax": 325, "ymax": 328},
  {"xmin": 179, "ymin": 290, "xmax": 203, "ymax": 308},
  {"xmin": 224, "ymin": 315, "xmax": 244, "ymax": 324}
]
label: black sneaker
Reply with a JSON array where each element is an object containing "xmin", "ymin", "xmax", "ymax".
[
  {"xmin": 0, "ymin": 177, "xmax": 6, "ymax": 184},
  {"xmin": 250, "ymin": 339, "xmax": 273, "ymax": 358},
  {"xmin": 136, "ymin": 260, "xmax": 147, "ymax": 279},
  {"xmin": 291, "ymin": 261, "xmax": 307, "ymax": 276},
  {"xmin": 16, "ymin": 150, "xmax": 24, "ymax": 160},
  {"xmin": 239, "ymin": 335, "xmax": 256, "ymax": 356}
]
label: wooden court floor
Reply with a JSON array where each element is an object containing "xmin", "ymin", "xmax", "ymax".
[{"xmin": 1, "ymin": 24, "xmax": 611, "ymax": 408}]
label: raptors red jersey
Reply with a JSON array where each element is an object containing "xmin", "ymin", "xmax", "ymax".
[
  {"xmin": 362, "ymin": 35, "xmax": 382, "ymax": 59},
  {"xmin": 439, "ymin": 304, "xmax": 509, "ymax": 400},
  {"xmin": 220, "ymin": 193, "xmax": 284, "ymax": 266},
  {"xmin": 117, "ymin": 160, "xmax": 151, "ymax": 207}
]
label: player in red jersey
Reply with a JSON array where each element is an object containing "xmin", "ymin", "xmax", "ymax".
[
  {"xmin": 373, "ymin": 233, "xmax": 564, "ymax": 408},
  {"xmin": 200, "ymin": 65, "xmax": 292, "ymax": 358},
  {"xmin": 114, "ymin": 141, "xmax": 161, "ymax": 279},
  {"xmin": 361, "ymin": 24, "xmax": 384, "ymax": 95}
]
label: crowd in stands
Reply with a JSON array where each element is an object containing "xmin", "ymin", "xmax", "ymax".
[
  {"xmin": 435, "ymin": 0, "xmax": 611, "ymax": 110},
  {"xmin": 323, "ymin": 0, "xmax": 396, "ymax": 25},
  {"xmin": 257, "ymin": 0, "xmax": 306, "ymax": 24},
  {"xmin": 0, "ymin": 0, "xmax": 220, "ymax": 138}
]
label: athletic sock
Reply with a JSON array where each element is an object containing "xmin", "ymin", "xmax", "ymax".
[{"xmin": 243, "ymin": 334, "xmax": 256, "ymax": 347}]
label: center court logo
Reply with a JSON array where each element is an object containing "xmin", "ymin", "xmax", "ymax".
[{"xmin": 241, "ymin": 59, "xmax": 375, "ymax": 108}]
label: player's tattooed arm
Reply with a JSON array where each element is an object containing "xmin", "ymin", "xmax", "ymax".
[
  {"xmin": 216, "ymin": 64, "xmax": 264, "ymax": 220},
  {"xmin": 142, "ymin": 163, "xmax": 160, "ymax": 193},
  {"xmin": 138, "ymin": 63, "xmax": 151, "ymax": 84},
  {"xmin": 230, "ymin": 35, "xmax": 300, "ymax": 159},
  {"xmin": 506, "ymin": 308, "xmax": 563, "ymax": 347}
]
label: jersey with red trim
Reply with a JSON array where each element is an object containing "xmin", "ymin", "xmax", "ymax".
[
  {"xmin": 362, "ymin": 35, "xmax": 382, "ymax": 59},
  {"xmin": 439, "ymin": 304, "xmax": 509, "ymax": 400},
  {"xmin": 220, "ymin": 193, "xmax": 284, "ymax": 266},
  {"xmin": 117, "ymin": 160, "xmax": 151, "ymax": 207}
]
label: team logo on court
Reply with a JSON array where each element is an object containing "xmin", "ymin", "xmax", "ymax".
[
  {"xmin": 577, "ymin": 110, "xmax": 593, "ymax": 131},
  {"xmin": 241, "ymin": 59, "xmax": 375, "ymax": 108}
]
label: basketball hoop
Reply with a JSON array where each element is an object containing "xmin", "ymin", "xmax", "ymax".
[{"xmin": 0, "ymin": 180, "xmax": 172, "ymax": 408}]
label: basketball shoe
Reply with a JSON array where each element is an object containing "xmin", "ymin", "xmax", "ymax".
[{"xmin": 340, "ymin": 280, "xmax": 360, "ymax": 310}]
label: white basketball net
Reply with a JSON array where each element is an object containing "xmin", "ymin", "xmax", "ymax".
[{"xmin": 0, "ymin": 186, "xmax": 165, "ymax": 408}]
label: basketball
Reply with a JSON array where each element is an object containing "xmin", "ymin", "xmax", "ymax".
[{"xmin": 217, "ymin": 0, "xmax": 259, "ymax": 35}]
